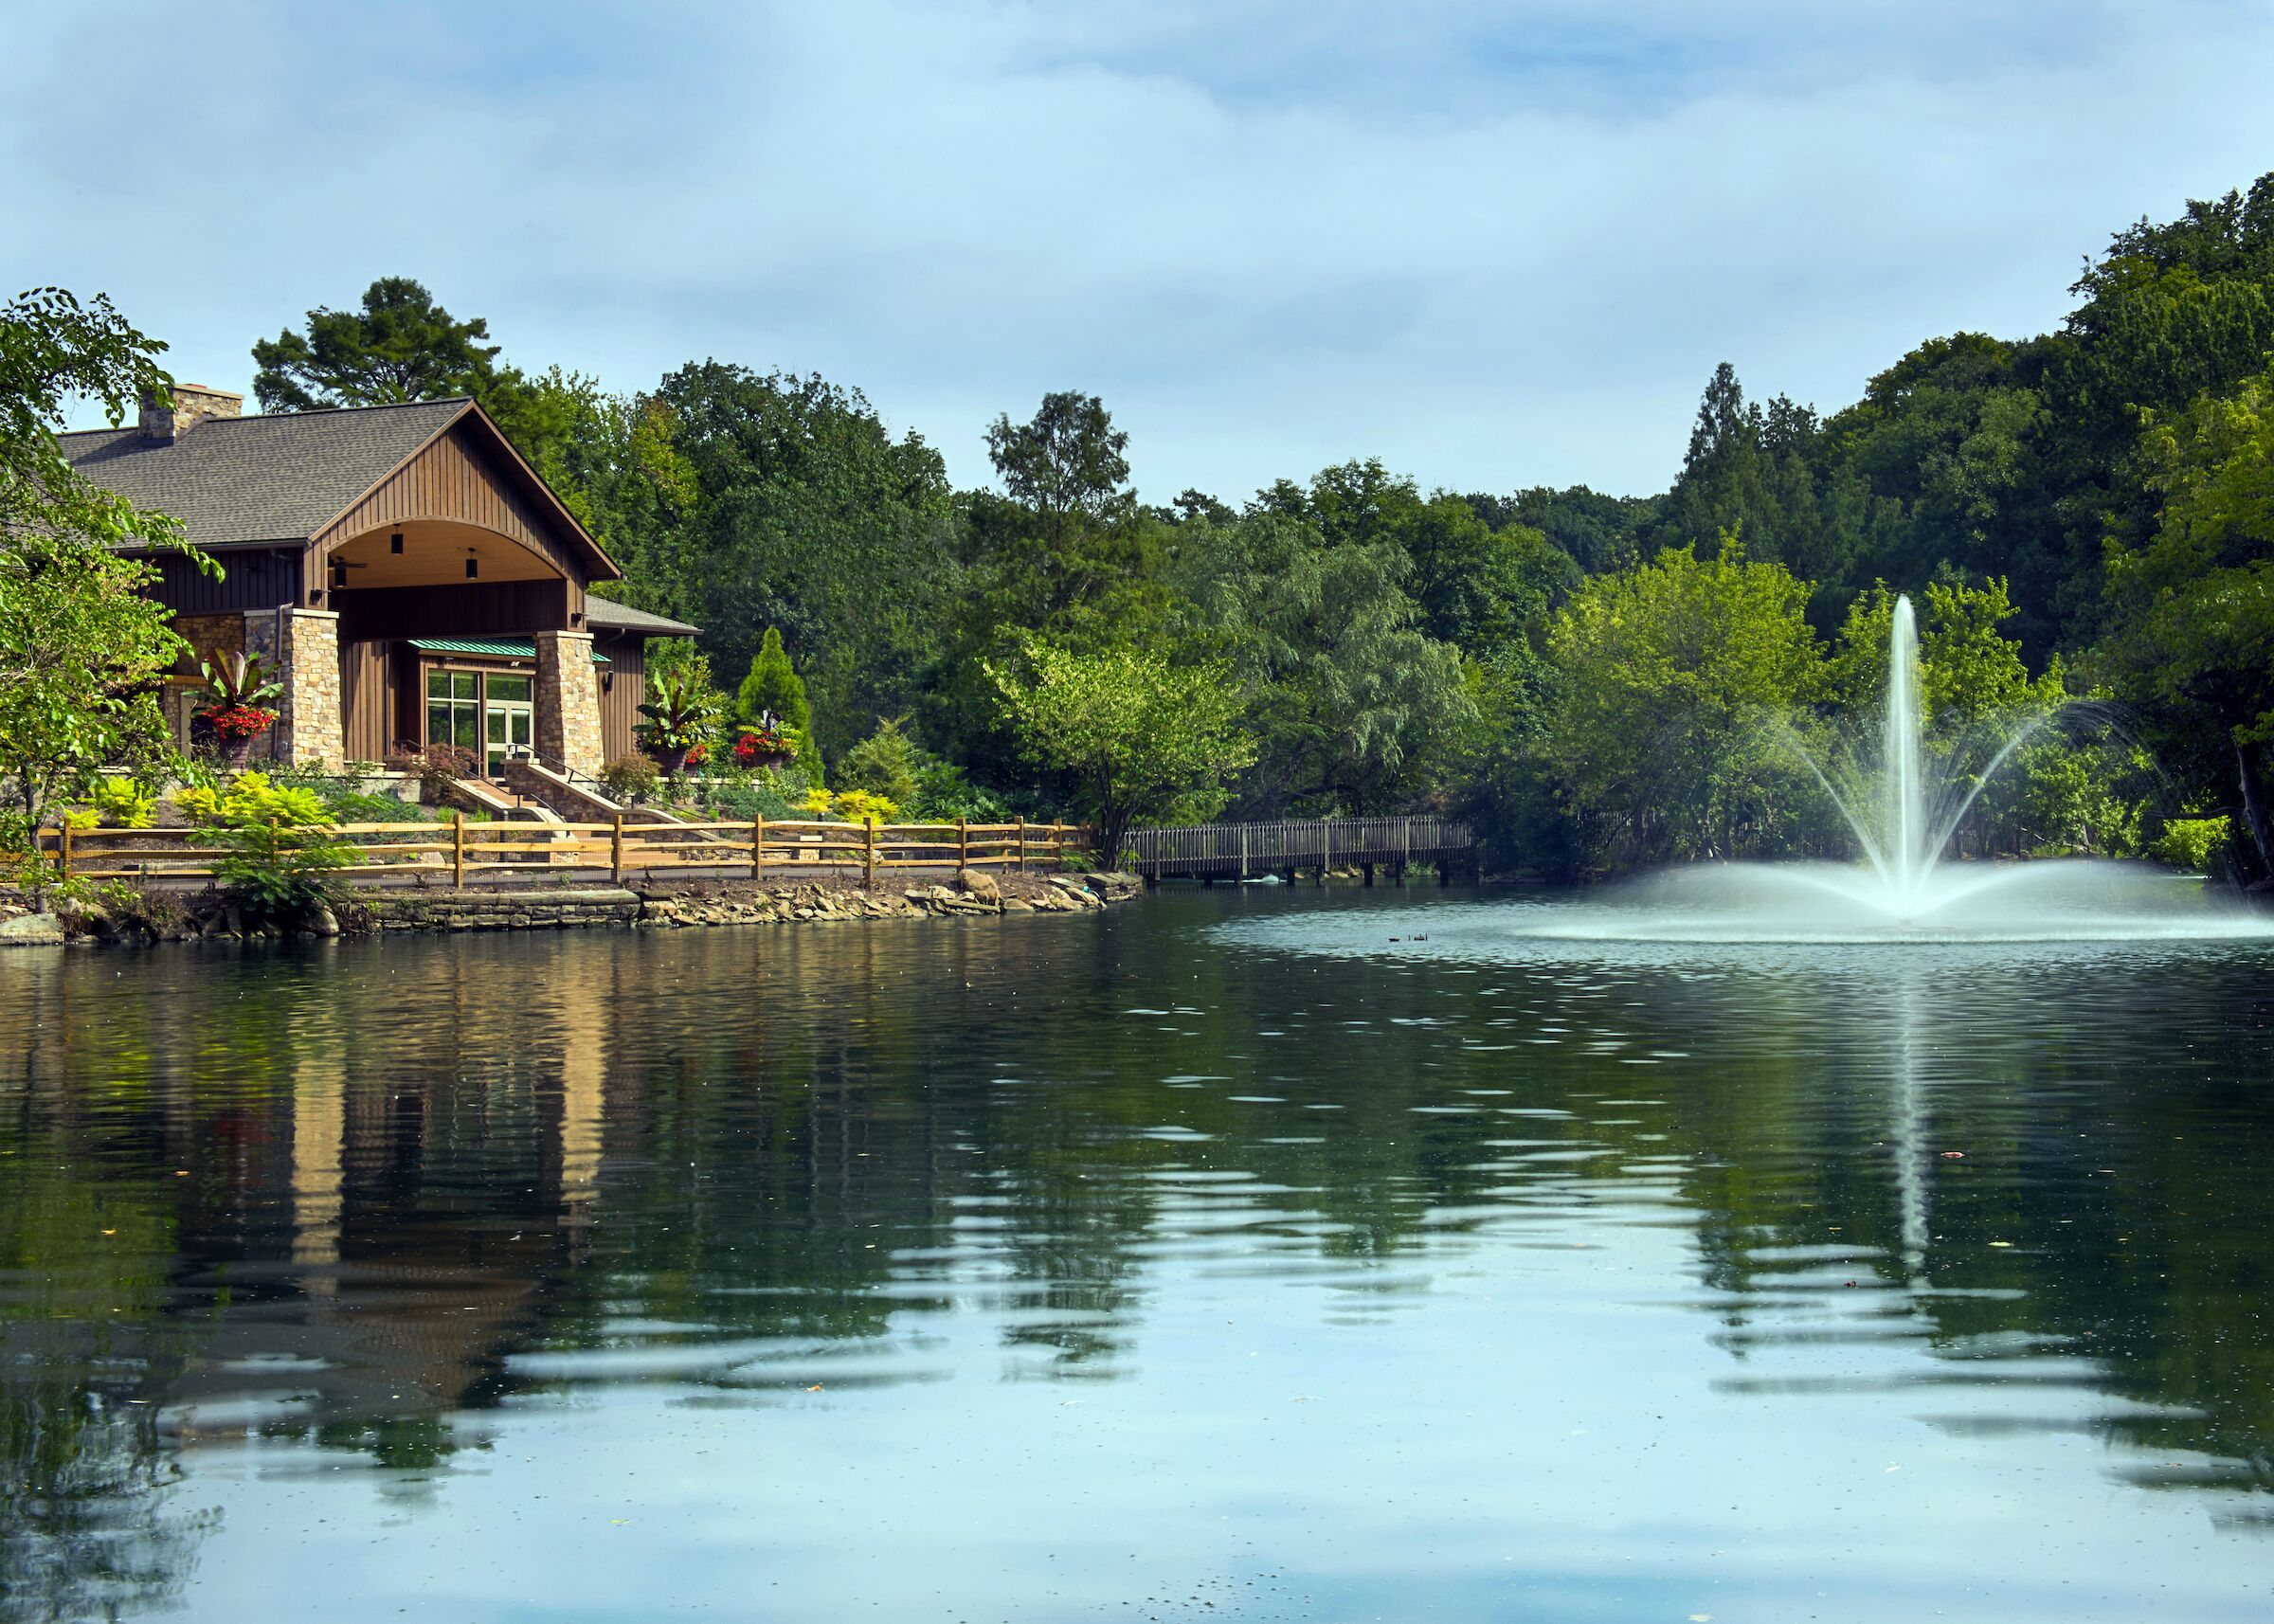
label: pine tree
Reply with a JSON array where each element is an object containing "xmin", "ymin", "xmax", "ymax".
[{"xmin": 735, "ymin": 627, "xmax": 821, "ymax": 772}]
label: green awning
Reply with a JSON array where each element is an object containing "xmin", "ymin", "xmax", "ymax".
[{"xmin": 407, "ymin": 638, "xmax": 609, "ymax": 663}]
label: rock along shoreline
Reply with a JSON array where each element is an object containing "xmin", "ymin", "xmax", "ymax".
[{"xmin": 1, "ymin": 869, "xmax": 1146, "ymax": 947}]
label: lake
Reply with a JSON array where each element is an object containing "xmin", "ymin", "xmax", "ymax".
[{"xmin": 3, "ymin": 888, "xmax": 2271, "ymax": 1621}]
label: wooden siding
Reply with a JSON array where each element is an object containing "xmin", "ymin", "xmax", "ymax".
[
  {"xmin": 147, "ymin": 549, "xmax": 300, "ymax": 614},
  {"xmin": 594, "ymin": 633, "xmax": 647, "ymax": 763},
  {"xmin": 311, "ymin": 422, "xmax": 588, "ymax": 616},
  {"xmin": 341, "ymin": 639, "xmax": 397, "ymax": 764},
  {"xmin": 334, "ymin": 579, "xmax": 571, "ymax": 641}
]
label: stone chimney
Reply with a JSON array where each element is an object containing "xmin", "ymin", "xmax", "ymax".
[{"xmin": 139, "ymin": 383, "xmax": 244, "ymax": 442}]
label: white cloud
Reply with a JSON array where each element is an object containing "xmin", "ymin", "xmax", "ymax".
[{"xmin": 5, "ymin": 0, "xmax": 2271, "ymax": 499}]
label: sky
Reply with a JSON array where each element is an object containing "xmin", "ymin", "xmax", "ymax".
[{"xmin": 7, "ymin": 1, "xmax": 2273, "ymax": 502}]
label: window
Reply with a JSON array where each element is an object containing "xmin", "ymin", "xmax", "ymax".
[{"xmin": 426, "ymin": 670, "xmax": 479, "ymax": 752}]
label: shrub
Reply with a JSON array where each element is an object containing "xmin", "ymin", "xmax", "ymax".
[
  {"xmin": 2151, "ymin": 816, "xmax": 2230, "ymax": 874},
  {"xmin": 89, "ymin": 777, "xmax": 156, "ymax": 828},
  {"xmin": 388, "ymin": 741, "xmax": 478, "ymax": 804},
  {"xmin": 601, "ymin": 754, "xmax": 661, "ymax": 803},
  {"xmin": 201, "ymin": 820, "xmax": 353, "ymax": 919},
  {"xmin": 172, "ymin": 785, "xmax": 221, "ymax": 821},
  {"xmin": 834, "ymin": 789, "xmax": 899, "ymax": 825},
  {"xmin": 214, "ymin": 771, "xmax": 330, "ymax": 828},
  {"xmin": 171, "ymin": 771, "xmax": 352, "ymax": 918},
  {"xmin": 701, "ymin": 780, "xmax": 797, "ymax": 822},
  {"xmin": 638, "ymin": 658, "xmax": 726, "ymax": 770},
  {"xmin": 326, "ymin": 789, "xmax": 429, "ymax": 825},
  {"xmin": 96, "ymin": 879, "xmax": 189, "ymax": 937},
  {"xmin": 839, "ymin": 718, "xmax": 921, "ymax": 806},
  {"xmin": 799, "ymin": 786, "xmax": 835, "ymax": 818},
  {"xmin": 909, "ymin": 754, "xmax": 1010, "ymax": 823}
]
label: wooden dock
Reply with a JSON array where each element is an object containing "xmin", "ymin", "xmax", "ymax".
[{"xmin": 1124, "ymin": 815, "xmax": 1473, "ymax": 886}]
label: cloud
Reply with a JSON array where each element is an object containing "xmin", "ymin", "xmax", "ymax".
[{"xmin": 6, "ymin": 0, "xmax": 2272, "ymax": 500}]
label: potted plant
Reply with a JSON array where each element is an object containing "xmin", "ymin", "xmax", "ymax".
[
  {"xmin": 732, "ymin": 712, "xmax": 797, "ymax": 770},
  {"xmin": 190, "ymin": 653, "xmax": 283, "ymax": 768},
  {"xmin": 637, "ymin": 665, "xmax": 722, "ymax": 778}
]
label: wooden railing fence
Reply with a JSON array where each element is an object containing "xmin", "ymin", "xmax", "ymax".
[
  {"xmin": 33, "ymin": 817, "xmax": 1093, "ymax": 890},
  {"xmin": 1123, "ymin": 815, "xmax": 1472, "ymax": 882}
]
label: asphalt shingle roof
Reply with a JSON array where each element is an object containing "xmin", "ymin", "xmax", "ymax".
[
  {"xmin": 585, "ymin": 596, "xmax": 700, "ymax": 637},
  {"xmin": 59, "ymin": 399, "xmax": 470, "ymax": 550}
]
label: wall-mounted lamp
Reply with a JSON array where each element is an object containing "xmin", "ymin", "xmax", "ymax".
[
  {"xmin": 602, "ymin": 669, "xmax": 614, "ymax": 694},
  {"xmin": 389, "ymin": 532, "xmax": 405, "ymax": 554}
]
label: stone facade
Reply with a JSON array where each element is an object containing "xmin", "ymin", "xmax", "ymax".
[
  {"xmin": 534, "ymin": 630, "xmax": 605, "ymax": 776},
  {"xmin": 175, "ymin": 612, "xmax": 246, "ymax": 667},
  {"xmin": 244, "ymin": 607, "xmax": 344, "ymax": 768}
]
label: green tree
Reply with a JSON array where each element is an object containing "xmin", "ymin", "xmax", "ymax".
[
  {"xmin": 1474, "ymin": 485, "xmax": 1653, "ymax": 575},
  {"xmin": 251, "ymin": 276, "xmax": 585, "ymax": 474},
  {"xmin": 1539, "ymin": 541, "xmax": 1826, "ymax": 864},
  {"xmin": 1, "ymin": 288, "xmax": 209, "ymax": 889},
  {"xmin": 256, "ymin": 275, "xmax": 509, "ymax": 406},
  {"xmin": 986, "ymin": 641, "xmax": 1255, "ymax": 858},
  {"xmin": 1171, "ymin": 512, "xmax": 1474, "ymax": 816},
  {"xmin": 1273, "ymin": 460, "xmax": 1577, "ymax": 658},
  {"xmin": 2094, "ymin": 358, "xmax": 2274, "ymax": 876},
  {"xmin": 735, "ymin": 626, "xmax": 821, "ymax": 773},
  {"xmin": 838, "ymin": 717, "xmax": 921, "ymax": 807},
  {"xmin": 548, "ymin": 386, "xmax": 696, "ymax": 598},
  {"xmin": 252, "ymin": 276, "xmax": 508, "ymax": 410},
  {"xmin": 646, "ymin": 363, "xmax": 957, "ymax": 757},
  {"xmin": 984, "ymin": 391, "xmax": 1134, "ymax": 529},
  {"xmin": 929, "ymin": 393, "xmax": 1169, "ymax": 777}
]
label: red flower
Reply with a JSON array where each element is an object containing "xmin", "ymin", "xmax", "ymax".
[
  {"xmin": 734, "ymin": 726, "xmax": 790, "ymax": 764},
  {"xmin": 197, "ymin": 704, "xmax": 278, "ymax": 739}
]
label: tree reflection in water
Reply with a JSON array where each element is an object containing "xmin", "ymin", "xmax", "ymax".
[{"xmin": 0, "ymin": 898, "xmax": 2271, "ymax": 1615}]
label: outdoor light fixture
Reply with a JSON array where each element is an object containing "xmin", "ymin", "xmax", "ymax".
[
  {"xmin": 332, "ymin": 562, "xmax": 349, "ymax": 589},
  {"xmin": 389, "ymin": 532, "xmax": 404, "ymax": 553},
  {"xmin": 466, "ymin": 555, "xmax": 479, "ymax": 580}
]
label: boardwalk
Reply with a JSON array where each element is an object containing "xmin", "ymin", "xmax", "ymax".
[{"xmin": 1124, "ymin": 815, "xmax": 1473, "ymax": 885}]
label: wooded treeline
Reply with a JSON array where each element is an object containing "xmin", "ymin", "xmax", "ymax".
[{"xmin": 245, "ymin": 172, "xmax": 2274, "ymax": 876}]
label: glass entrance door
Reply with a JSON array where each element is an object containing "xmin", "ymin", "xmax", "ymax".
[{"xmin": 484, "ymin": 674, "xmax": 534, "ymax": 778}]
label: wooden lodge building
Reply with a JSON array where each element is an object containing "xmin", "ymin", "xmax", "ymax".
[{"xmin": 61, "ymin": 385, "xmax": 698, "ymax": 779}]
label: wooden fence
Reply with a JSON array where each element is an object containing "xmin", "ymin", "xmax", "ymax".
[
  {"xmin": 1124, "ymin": 815, "xmax": 1472, "ymax": 883},
  {"xmin": 32, "ymin": 817, "xmax": 1093, "ymax": 890}
]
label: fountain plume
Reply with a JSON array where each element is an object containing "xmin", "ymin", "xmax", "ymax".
[{"xmin": 1523, "ymin": 592, "xmax": 2268, "ymax": 943}]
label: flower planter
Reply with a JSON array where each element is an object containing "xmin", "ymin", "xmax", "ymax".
[
  {"xmin": 193, "ymin": 700, "xmax": 273, "ymax": 764},
  {"xmin": 732, "ymin": 731, "xmax": 797, "ymax": 771}
]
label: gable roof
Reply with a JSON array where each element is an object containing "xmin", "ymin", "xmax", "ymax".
[
  {"xmin": 60, "ymin": 399, "xmax": 469, "ymax": 550},
  {"xmin": 59, "ymin": 397, "xmax": 622, "ymax": 580}
]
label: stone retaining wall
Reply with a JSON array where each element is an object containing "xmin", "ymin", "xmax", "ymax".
[
  {"xmin": 9, "ymin": 870, "xmax": 1145, "ymax": 946},
  {"xmin": 363, "ymin": 887, "xmax": 643, "ymax": 933}
]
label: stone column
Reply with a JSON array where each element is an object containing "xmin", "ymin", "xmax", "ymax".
[
  {"xmin": 242, "ymin": 606, "xmax": 344, "ymax": 768},
  {"xmin": 534, "ymin": 629, "xmax": 604, "ymax": 776}
]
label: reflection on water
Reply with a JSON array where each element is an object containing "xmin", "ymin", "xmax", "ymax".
[{"xmin": 3, "ymin": 892, "xmax": 2273, "ymax": 1620}]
